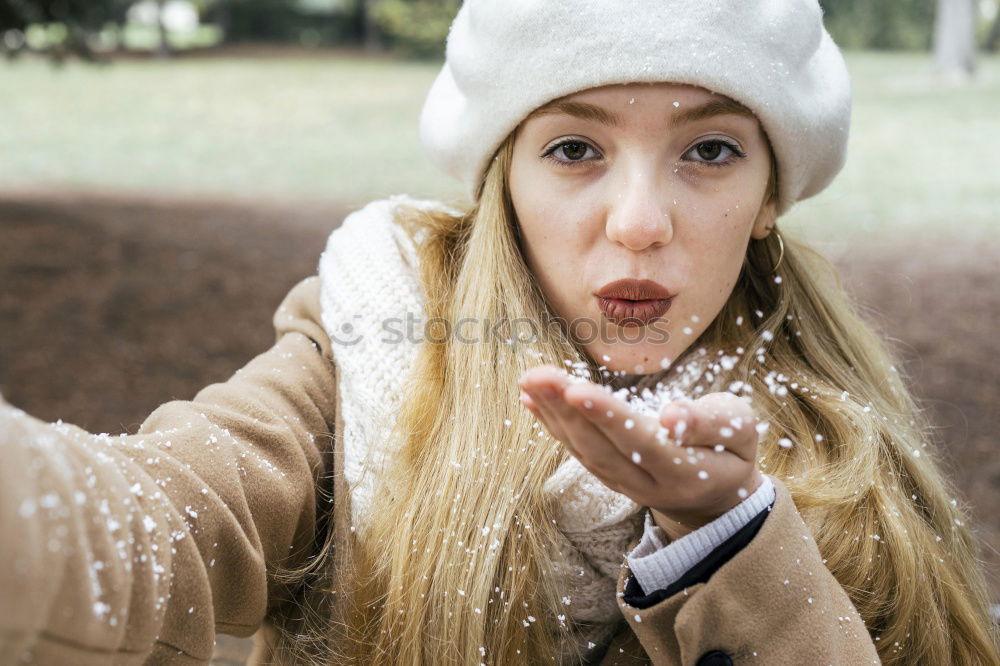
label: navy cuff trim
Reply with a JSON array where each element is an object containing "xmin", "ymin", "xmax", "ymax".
[{"xmin": 622, "ymin": 502, "xmax": 773, "ymax": 609}]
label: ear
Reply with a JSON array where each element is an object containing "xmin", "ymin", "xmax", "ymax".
[{"xmin": 749, "ymin": 198, "xmax": 777, "ymax": 240}]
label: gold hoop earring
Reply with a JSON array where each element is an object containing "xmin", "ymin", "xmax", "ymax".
[{"xmin": 769, "ymin": 229, "xmax": 785, "ymax": 274}]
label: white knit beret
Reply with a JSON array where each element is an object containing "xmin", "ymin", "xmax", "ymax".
[{"xmin": 418, "ymin": 0, "xmax": 852, "ymax": 216}]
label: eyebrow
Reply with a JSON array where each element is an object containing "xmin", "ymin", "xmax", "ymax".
[{"xmin": 526, "ymin": 97, "xmax": 756, "ymax": 128}]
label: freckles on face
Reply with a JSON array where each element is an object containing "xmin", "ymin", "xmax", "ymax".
[
  {"xmin": 645, "ymin": 188, "xmax": 756, "ymax": 342},
  {"xmin": 511, "ymin": 177, "xmax": 600, "ymax": 323},
  {"xmin": 506, "ymin": 82, "xmax": 772, "ymax": 370},
  {"xmin": 686, "ymin": 185, "xmax": 760, "ymax": 285}
]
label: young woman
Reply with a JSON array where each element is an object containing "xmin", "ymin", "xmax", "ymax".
[{"xmin": 1, "ymin": 1, "xmax": 997, "ymax": 664}]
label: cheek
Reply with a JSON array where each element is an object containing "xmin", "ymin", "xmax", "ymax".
[
  {"xmin": 703, "ymin": 193, "xmax": 756, "ymax": 257},
  {"xmin": 511, "ymin": 197, "xmax": 577, "ymax": 310},
  {"xmin": 512, "ymin": 218, "xmax": 604, "ymax": 328},
  {"xmin": 684, "ymin": 213, "xmax": 753, "ymax": 311},
  {"xmin": 511, "ymin": 173, "xmax": 590, "ymax": 275},
  {"xmin": 513, "ymin": 198, "xmax": 553, "ymax": 271}
]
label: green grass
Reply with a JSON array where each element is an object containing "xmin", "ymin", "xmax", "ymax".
[
  {"xmin": 1, "ymin": 50, "xmax": 998, "ymax": 242},
  {"xmin": 781, "ymin": 51, "xmax": 1000, "ymax": 246},
  {"xmin": 0, "ymin": 54, "xmax": 460, "ymax": 210}
]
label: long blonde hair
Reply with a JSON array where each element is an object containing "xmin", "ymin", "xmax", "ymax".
[{"xmin": 269, "ymin": 128, "xmax": 998, "ymax": 664}]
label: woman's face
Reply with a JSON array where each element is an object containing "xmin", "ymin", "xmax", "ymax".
[{"xmin": 509, "ymin": 82, "xmax": 777, "ymax": 374}]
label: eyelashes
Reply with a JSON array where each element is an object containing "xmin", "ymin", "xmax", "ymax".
[
  {"xmin": 540, "ymin": 138, "xmax": 746, "ymax": 169},
  {"xmin": 541, "ymin": 140, "xmax": 600, "ymax": 167},
  {"xmin": 687, "ymin": 139, "xmax": 746, "ymax": 167}
]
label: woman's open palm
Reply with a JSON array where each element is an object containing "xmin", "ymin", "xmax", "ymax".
[{"xmin": 519, "ymin": 365, "xmax": 763, "ymax": 539}]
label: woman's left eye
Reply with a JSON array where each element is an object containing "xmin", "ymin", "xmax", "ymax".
[{"xmin": 683, "ymin": 139, "xmax": 746, "ymax": 167}]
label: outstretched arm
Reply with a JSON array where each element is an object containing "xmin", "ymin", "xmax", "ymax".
[{"xmin": 0, "ymin": 277, "xmax": 336, "ymax": 664}]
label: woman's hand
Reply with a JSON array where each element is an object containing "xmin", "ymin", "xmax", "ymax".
[{"xmin": 518, "ymin": 365, "xmax": 763, "ymax": 541}]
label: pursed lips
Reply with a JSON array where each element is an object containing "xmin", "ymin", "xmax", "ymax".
[{"xmin": 594, "ymin": 278, "xmax": 674, "ymax": 326}]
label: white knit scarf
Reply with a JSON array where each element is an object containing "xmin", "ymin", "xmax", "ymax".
[{"xmin": 317, "ymin": 194, "xmax": 645, "ymax": 660}]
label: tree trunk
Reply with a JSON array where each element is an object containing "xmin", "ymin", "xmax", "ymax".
[
  {"xmin": 358, "ymin": 0, "xmax": 382, "ymax": 52},
  {"xmin": 155, "ymin": 0, "xmax": 172, "ymax": 59},
  {"xmin": 986, "ymin": 6, "xmax": 1000, "ymax": 52},
  {"xmin": 215, "ymin": 1, "xmax": 233, "ymax": 44},
  {"xmin": 933, "ymin": 0, "xmax": 976, "ymax": 80}
]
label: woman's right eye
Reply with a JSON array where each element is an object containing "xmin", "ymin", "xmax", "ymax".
[{"xmin": 541, "ymin": 139, "xmax": 601, "ymax": 167}]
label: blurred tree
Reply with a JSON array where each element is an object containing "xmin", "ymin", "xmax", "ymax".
[
  {"xmin": 819, "ymin": 0, "xmax": 937, "ymax": 49},
  {"xmin": 934, "ymin": 0, "xmax": 977, "ymax": 78},
  {"xmin": 356, "ymin": 0, "xmax": 380, "ymax": 51},
  {"xmin": 6, "ymin": 0, "xmax": 986, "ymax": 60},
  {"xmin": 372, "ymin": 0, "xmax": 457, "ymax": 57},
  {"xmin": 985, "ymin": 4, "xmax": 1000, "ymax": 50},
  {"xmin": 204, "ymin": 0, "xmax": 355, "ymax": 46},
  {"xmin": 155, "ymin": 0, "xmax": 171, "ymax": 57},
  {"xmin": 0, "ymin": 0, "xmax": 129, "ymax": 59}
]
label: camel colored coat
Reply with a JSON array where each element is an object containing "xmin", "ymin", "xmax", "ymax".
[{"xmin": 0, "ymin": 278, "xmax": 879, "ymax": 665}]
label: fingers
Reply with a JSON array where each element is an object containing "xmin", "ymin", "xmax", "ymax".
[
  {"xmin": 521, "ymin": 365, "xmax": 673, "ymax": 471},
  {"xmin": 519, "ymin": 365, "xmax": 574, "ymax": 444},
  {"xmin": 660, "ymin": 391, "xmax": 758, "ymax": 461},
  {"xmin": 518, "ymin": 366, "xmax": 761, "ymax": 517},
  {"xmin": 561, "ymin": 381, "xmax": 665, "ymax": 462},
  {"xmin": 519, "ymin": 367, "xmax": 656, "ymax": 491},
  {"xmin": 521, "ymin": 384, "xmax": 571, "ymax": 447},
  {"xmin": 518, "ymin": 365, "xmax": 573, "ymax": 397},
  {"xmin": 559, "ymin": 383, "xmax": 748, "ymax": 509}
]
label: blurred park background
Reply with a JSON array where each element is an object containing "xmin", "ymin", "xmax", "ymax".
[{"xmin": 1, "ymin": 0, "xmax": 999, "ymax": 661}]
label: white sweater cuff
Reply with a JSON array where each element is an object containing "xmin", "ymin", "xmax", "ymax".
[{"xmin": 626, "ymin": 475, "xmax": 776, "ymax": 594}]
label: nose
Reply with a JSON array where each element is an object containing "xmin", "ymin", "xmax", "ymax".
[{"xmin": 604, "ymin": 172, "xmax": 674, "ymax": 252}]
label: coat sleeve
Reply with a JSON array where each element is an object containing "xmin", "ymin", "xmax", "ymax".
[
  {"xmin": 0, "ymin": 276, "xmax": 336, "ymax": 665},
  {"xmin": 614, "ymin": 476, "xmax": 880, "ymax": 666}
]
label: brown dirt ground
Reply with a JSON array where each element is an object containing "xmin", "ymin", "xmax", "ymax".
[{"xmin": 1, "ymin": 191, "xmax": 997, "ymax": 662}]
